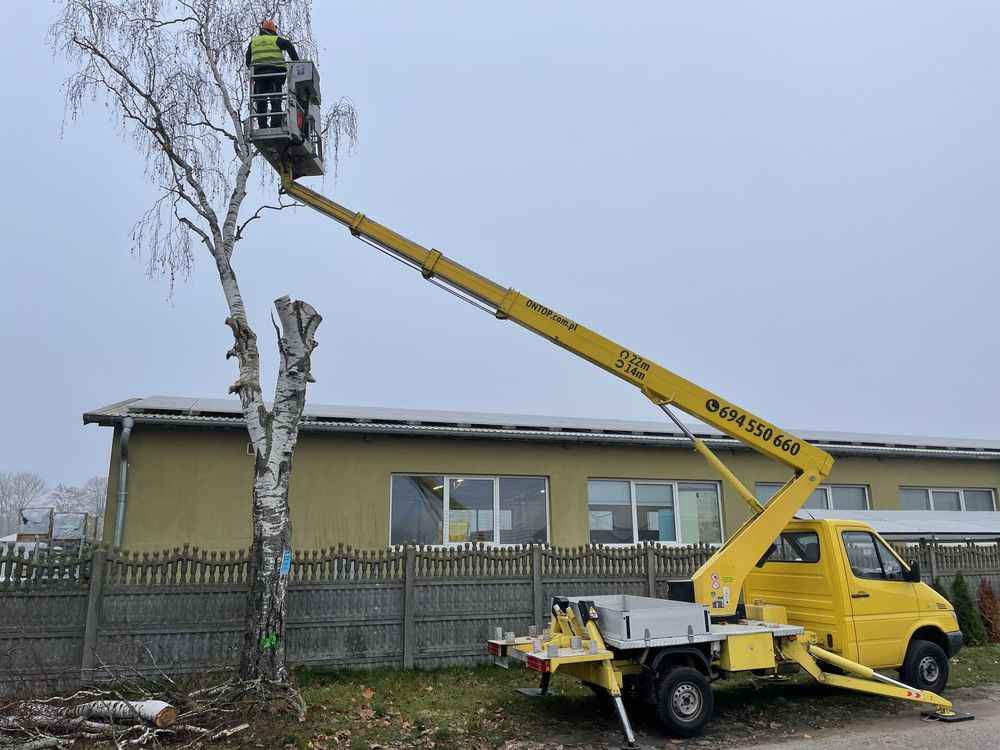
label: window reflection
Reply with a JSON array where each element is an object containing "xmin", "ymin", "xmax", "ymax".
[
  {"xmin": 448, "ymin": 478, "xmax": 494, "ymax": 544},
  {"xmin": 390, "ymin": 475, "xmax": 443, "ymax": 545},
  {"xmin": 842, "ymin": 531, "xmax": 906, "ymax": 581},
  {"xmin": 500, "ymin": 478, "xmax": 547, "ymax": 544},
  {"xmin": 587, "ymin": 480, "xmax": 633, "ymax": 544}
]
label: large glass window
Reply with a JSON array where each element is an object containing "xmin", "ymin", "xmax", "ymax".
[
  {"xmin": 900, "ymin": 487, "xmax": 995, "ymax": 512},
  {"xmin": 390, "ymin": 474, "xmax": 548, "ymax": 546},
  {"xmin": 755, "ymin": 483, "xmax": 869, "ymax": 511},
  {"xmin": 588, "ymin": 480, "xmax": 722, "ymax": 545}
]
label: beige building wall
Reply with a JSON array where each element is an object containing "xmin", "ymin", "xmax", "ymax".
[{"xmin": 102, "ymin": 424, "xmax": 1000, "ymax": 552}]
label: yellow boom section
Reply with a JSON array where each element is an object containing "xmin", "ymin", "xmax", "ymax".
[{"xmin": 281, "ymin": 174, "xmax": 834, "ymax": 615}]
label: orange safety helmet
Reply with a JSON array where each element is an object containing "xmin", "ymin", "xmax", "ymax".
[{"xmin": 261, "ymin": 19, "xmax": 278, "ymax": 33}]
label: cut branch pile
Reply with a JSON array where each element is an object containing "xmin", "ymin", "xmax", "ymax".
[{"xmin": 0, "ymin": 678, "xmax": 302, "ymax": 748}]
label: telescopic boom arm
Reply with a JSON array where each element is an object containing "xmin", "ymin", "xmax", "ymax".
[{"xmin": 278, "ymin": 171, "xmax": 833, "ymax": 615}]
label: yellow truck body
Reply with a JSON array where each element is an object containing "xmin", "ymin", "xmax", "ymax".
[{"xmin": 746, "ymin": 519, "xmax": 962, "ymax": 676}]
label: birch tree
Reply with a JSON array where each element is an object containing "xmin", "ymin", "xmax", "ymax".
[{"xmin": 50, "ymin": 0, "xmax": 356, "ymax": 681}]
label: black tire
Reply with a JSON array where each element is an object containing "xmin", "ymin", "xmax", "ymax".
[
  {"xmin": 655, "ymin": 666, "xmax": 714, "ymax": 738},
  {"xmin": 899, "ymin": 640, "xmax": 949, "ymax": 694}
]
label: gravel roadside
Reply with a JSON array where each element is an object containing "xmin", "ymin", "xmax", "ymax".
[
  {"xmin": 495, "ymin": 684, "xmax": 1000, "ymax": 750},
  {"xmin": 698, "ymin": 684, "xmax": 1000, "ymax": 750}
]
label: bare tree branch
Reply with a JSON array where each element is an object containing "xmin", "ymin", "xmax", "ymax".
[{"xmin": 235, "ymin": 199, "xmax": 296, "ymax": 241}]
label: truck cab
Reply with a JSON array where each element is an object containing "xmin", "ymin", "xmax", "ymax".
[{"xmin": 744, "ymin": 518, "xmax": 962, "ymax": 692}]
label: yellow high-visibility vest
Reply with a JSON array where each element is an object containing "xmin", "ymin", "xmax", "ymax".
[{"xmin": 250, "ymin": 34, "xmax": 285, "ymax": 68}]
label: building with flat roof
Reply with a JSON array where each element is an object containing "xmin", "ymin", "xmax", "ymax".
[{"xmin": 84, "ymin": 396, "xmax": 1000, "ymax": 551}]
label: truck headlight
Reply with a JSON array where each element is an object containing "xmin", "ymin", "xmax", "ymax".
[{"xmin": 950, "ymin": 611, "xmax": 959, "ymax": 624}]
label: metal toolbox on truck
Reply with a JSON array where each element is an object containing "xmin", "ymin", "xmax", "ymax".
[{"xmin": 565, "ymin": 594, "xmax": 711, "ymax": 644}]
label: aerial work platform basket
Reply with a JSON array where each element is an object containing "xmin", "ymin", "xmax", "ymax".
[{"xmin": 248, "ymin": 60, "xmax": 324, "ymax": 178}]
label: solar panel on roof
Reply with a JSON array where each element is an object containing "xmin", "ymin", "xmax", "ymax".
[{"xmin": 82, "ymin": 396, "xmax": 1000, "ymax": 455}]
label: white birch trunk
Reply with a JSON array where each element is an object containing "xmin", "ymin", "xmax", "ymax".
[
  {"xmin": 0, "ymin": 699, "xmax": 176, "ymax": 730},
  {"xmin": 237, "ymin": 296, "xmax": 322, "ymax": 680},
  {"xmin": 72, "ymin": 699, "xmax": 177, "ymax": 727}
]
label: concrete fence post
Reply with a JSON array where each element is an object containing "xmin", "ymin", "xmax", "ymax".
[
  {"xmin": 646, "ymin": 545, "xmax": 657, "ymax": 597},
  {"xmin": 80, "ymin": 547, "xmax": 107, "ymax": 685},
  {"xmin": 402, "ymin": 546, "xmax": 415, "ymax": 669},
  {"xmin": 928, "ymin": 541, "xmax": 939, "ymax": 583},
  {"xmin": 532, "ymin": 545, "xmax": 544, "ymax": 630}
]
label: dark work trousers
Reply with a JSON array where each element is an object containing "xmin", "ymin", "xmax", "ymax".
[{"xmin": 252, "ymin": 71, "xmax": 285, "ymax": 128}]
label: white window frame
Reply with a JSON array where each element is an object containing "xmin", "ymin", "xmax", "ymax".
[
  {"xmin": 756, "ymin": 482, "xmax": 870, "ymax": 511},
  {"xmin": 586, "ymin": 479, "xmax": 723, "ymax": 547},
  {"xmin": 900, "ymin": 486, "xmax": 997, "ymax": 512},
  {"xmin": 389, "ymin": 473, "xmax": 550, "ymax": 547}
]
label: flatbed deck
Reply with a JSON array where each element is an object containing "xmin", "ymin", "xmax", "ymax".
[
  {"xmin": 603, "ymin": 619, "xmax": 805, "ymax": 650},
  {"xmin": 489, "ymin": 619, "xmax": 804, "ymax": 667}
]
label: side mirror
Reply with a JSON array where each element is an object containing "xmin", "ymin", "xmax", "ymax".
[{"xmin": 905, "ymin": 560, "xmax": 921, "ymax": 583}]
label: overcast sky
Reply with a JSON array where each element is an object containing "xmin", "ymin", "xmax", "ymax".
[{"xmin": 2, "ymin": 1, "xmax": 999, "ymax": 487}]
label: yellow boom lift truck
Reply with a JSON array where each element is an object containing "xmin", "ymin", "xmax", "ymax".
[{"xmin": 247, "ymin": 62, "xmax": 971, "ymax": 747}]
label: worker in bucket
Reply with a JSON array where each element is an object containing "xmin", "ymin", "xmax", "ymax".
[{"xmin": 246, "ymin": 19, "xmax": 300, "ymax": 128}]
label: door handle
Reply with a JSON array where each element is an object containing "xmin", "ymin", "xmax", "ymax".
[{"xmin": 851, "ymin": 592, "xmax": 870, "ymax": 599}]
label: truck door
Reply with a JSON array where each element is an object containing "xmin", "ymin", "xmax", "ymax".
[
  {"xmin": 840, "ymin": 529, "xmax": 918, "ymax": 668},
  {"xmin": 745, "ymin": 528, "xmax": 848, "ymax": 653}
]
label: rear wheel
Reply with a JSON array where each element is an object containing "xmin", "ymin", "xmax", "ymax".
[
  {"xmin": 655, "ymin": 666, "xmax": 713, "ymax": 738},
  {"xmin": 899, "ymin": 640, "xmax": 948, "ymax": 694}
]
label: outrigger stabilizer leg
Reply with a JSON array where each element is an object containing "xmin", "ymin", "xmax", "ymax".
[
  {"xmin": 782, "ymin": 637, "xmax": 974, "ymax": 723},
  {"xmin": 514, "ymin": 680, "xmax": 638, "ymax": 748},
  {"xmin": 610, "ymin": 691, "xmax": 639, "ymax": 749}
]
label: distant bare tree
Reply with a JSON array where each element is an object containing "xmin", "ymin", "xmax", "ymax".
[
  {"xmin": 49, "ymin": 477, "xmax": 109, "ymax": 536},
  {"xmin": 86, "ymin": 476, "xmax": 109, "ymax": 537},
  {"xmin": 48, "ymin": 483, "xmax": 90, "ymax": 513},
  {"xmin": 50, "ymin": 0, "xmax": 356, "ymax": 681},
  {"xmin": 0, "ymin": 472, "xmax": 49, "ymax": 538}
]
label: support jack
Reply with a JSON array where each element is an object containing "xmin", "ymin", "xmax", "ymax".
[
  {"xmin": 920, "ymin": 708, "xmax": 975, "ymax": 723},
  {"xmin": 515, "ymin": 673, "xmax": 561, "ymax": 697}
]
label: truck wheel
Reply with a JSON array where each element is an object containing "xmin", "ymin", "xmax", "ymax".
[
  {"xmin": 899, "ymin": 640, "xmax": 948, "ymax": 694},
  {"xmin": 655, "ymin": 666, "xmax": 713, "ymax": 738}
]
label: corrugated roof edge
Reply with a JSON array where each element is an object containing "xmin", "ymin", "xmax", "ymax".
[
  {"xmin": 795, "ymin": 509, "xmax": 1000, "ymax": 538},
  {"xmin": 81, "ymin": 397, "xmax": 143, "ymax": 423},
  {"xmin": 81, "ymin": 396, "xmax": 1000, "ymax": 459}
]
